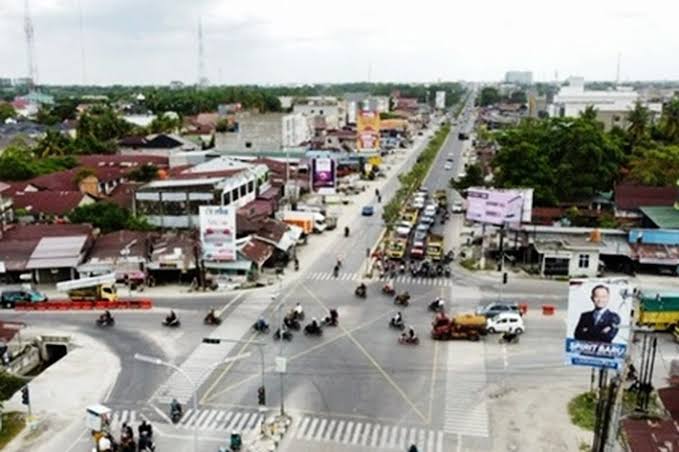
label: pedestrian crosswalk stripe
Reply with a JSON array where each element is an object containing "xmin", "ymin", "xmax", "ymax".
[
  {"xmin": 361, "ymin": 423, "xmax": 372, "ymax": 446},
  {"xmin": 351, "ymin": 422, "xmax": 362, "ymax": 444},
  {"xmin": 314, "ymin": 419, "xmax": 327, "ymax": 440},
  {"xmin": 209, "ymin": 411, "xmax": 225, "ymax": 429},
  {"xmin": 324, "ymin": 420, "xmax": 336, "ymax": 441},
  {"xmin": 344, "ymin": 421, "xmax": 354, "ymax": 442},
  {"xmin": 296, "ymin": 417, "xmax": 310, "ymax": 439},
  {"xmin": 219, "ymin": 412, "xmax": 233, "ymax": 430}
]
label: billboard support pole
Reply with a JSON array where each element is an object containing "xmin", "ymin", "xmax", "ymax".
[{"xmin": 479, "ymin": 224, "xmax": 486, "ymax": 270}]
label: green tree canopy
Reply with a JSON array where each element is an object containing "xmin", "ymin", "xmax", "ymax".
[
  {"xmin": 478, "ymin": 87, "xmax": 501, "ymax": 107},
  {"xmin": 0, "ymin": 103, "xmax": 16, "ymax": 122},
  {"xmin": 69, "ymin": 202, "xmax": 151, "ymax": 233},
  {"xmin": 628, "ymin": 145, "xmax": 679, "ymax": 186},
  {"xmin": 450, "ymin": 164, "xmax": 485, "ymax": 191},
  {"xmin": 660, "ymin": 96, "xmax": 679, "ymax": 144},
  {"xmin": 128, "ymin": 164, "xmax": 158, "ymax": 182}
]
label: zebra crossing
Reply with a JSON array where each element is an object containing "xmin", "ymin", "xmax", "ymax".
[
  {"xmin": 173, "ymin": 408, "xmax": 264, "ymax": 432},
  {"xmin": 306, "ymin": 272, "xmax": 454, "ymax": 287},
  {"xmin": 443, "ymin": 342, "xmax": 489, "ymax": 437},
  {"xmin": 291, "ymin": 414, "xmax": 445, "ymax": 451}
]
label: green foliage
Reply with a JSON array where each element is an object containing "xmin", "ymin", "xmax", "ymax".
[
  {"xmin": 628, "ymin": 145, "xmax": 679, "ymax": 186},
  {"xmin": 567, "ymin": 392, "xmax": 597, "ymax": 431},
  {"xmin": 0, "ymin": 103, "xmax": 16, "ymax": 122},
  {"xmin": 0, "ymin": 145, "xmax": 76, "ymax": 181},
  {"xmin": 128, "ymin": 164, "xmax": 158, "ymax": 182},
  {"xmin": 509, "ymin": 90, "xmax": 527, "ymax": 104},
  {"xmin": 478, "ymin": 87, "xmax": 501, "ymax": 106},
  {"xmin": 33, "ymin": 129, "xmax": 72, "ymax": 158},
  {"xmin": 0, "ymin": 371, "xmax": 26, "ymax": 401},
  {"xmin": 0, "ymin": 412, "xmax": 26, "ymax": 448},
  {"xmin": 493, "ymin": 115, "xmax": 624, "ymax": 205},
  {"xmin": 450, "ymin": 163, "xmax": 484, "ymax": 191},
  {"xmin": 660, "ymin": 96, "xmax": 679, "ymax": 143},
  {"xmin": 627, "ymin": 101, "xmax": 651, "ymax": 148},
  {"xmin": 379, "ymin": 112, "xmax": 402, "ymax": 120},
  {"xmin": 77, "ymin": 106, "xmax": 131, "ymax": 144},
  {"xmin": 148, "ymin": 114, "xmax": 181, "ymax": 134},
  {"xmin": 34, "ymin": 98, "xmax": 78, "ymax": 126},
  {"xmin": 69, "ymin": 202, "xmax": 152, "ymax": 233}
]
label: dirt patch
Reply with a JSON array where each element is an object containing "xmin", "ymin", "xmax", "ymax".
[{"xmin": 487, "ymin": 381, "xmax": 592, "ymax": 451}]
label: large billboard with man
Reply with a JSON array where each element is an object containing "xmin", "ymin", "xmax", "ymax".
[
  {"xmin": 356, "ymin": 110, "xmax": 380, "ymax": 151},
  {"xmin": 199, "ymin": 206, "xmax": 237, "ymax": 262},
  {"xmin": 565, "ymin": 278, "xmax": 633, "ymax": 370}
]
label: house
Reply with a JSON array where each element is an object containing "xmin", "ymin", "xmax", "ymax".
[
  {"xmin": 252, "ymin": 219, "xmax": 299, "ymax": 266},
  {"xmin": 146, "ymin": 232, "xmax": 197, "ymax": 284},
  {"xmin": 215, "ymin": 112, "xmax": 312, "ymax": 152},
  {"xmin": 134, "ymin": 158, "xmax": 270, "ymax": 228},
  {"xmin": 119, "ymin": 133, "xmax": 198, "ymax": 157},
  {"xmin": 78, "ymin": 230, "xmax": 151, "ymax": 281},
  {"xmin": 614, "ymin": 183, "xmax": 678, "ymax": 219},
  {"xmin": 12, "ymin": 191, "xmax": 95, "ymax": 221},
  {"xmin": 629, "ymin": 229, "xmax": 679, "ymax": 276},
  {"xmin": 0, "ymin": 223, "xmax": 94, "ymax": 283}
]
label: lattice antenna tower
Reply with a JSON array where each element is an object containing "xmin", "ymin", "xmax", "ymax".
[{"xmin": 24, "ymin": 0, "xmax": 38, "ymax": 88}]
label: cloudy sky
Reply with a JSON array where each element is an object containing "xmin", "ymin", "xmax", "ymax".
[{"xmin": 1, "ymin": 0, "xmax": 678, "ymax": 85}]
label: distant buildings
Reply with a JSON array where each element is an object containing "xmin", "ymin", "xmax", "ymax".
[
  {"xmin": 505, "ymin": 71, "xmax": 533, "ymax": 85},
  {"xmin": 550, "ymin": 77, "xmax": 662, "ymax": 130}
]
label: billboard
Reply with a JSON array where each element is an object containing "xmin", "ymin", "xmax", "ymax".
[
  {"xmin": 311, "ymin": 157, "xmax": 336, "ymax": 194},
  {"xmin": 565, "ymin": 278, "xmax": 633, "ymax": 370},
  {"xmin": 356, "ymin": 110, "xmax": 380, "ymax": 151},
  {"xmin": 199, "ymin": 206, "xmax": 237, "ymax": 262},
  {"xmin": 466, "ymin": 188, "xmax": 524, "ymax": 225},
  {"xmin": 435, "ymin": 91, "xmax": 446, "ymax": 109}
]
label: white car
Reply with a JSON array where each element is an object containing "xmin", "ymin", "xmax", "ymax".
[
  {"xmin": 412, "ymin": 198, "xmax": 425, "ymax": 209},
  {"xmin": 444, "ymin": 162, "xmax": 453, "ymax": 171},
  {"xmin": 451, "ymin": 201, "xmax": 464, "ymax": 213},
  {"xmin": 486, "ymin": 312, "xmax": 525, "ymax": 334},
  {"xmin": 423, "ymin": 205, "xmax": 437, "ymax": 217},
  {"xmin": 395, "ymin": 221, "xmax": 412, "ymax": 237}
]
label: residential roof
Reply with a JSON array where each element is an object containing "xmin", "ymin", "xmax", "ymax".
[
  {"xmin": 236, "ymin": 213, "xmax": 263, "ymax": 236},
  {"xmin": 27, "ymin": 235, "xmax": 88, "ymax": 269},
  {"xmin": 2, "ymin": 223, "xmax": 93, "ymax": 241},
  {"xmin": 0, "ymin": 239, "xmax": 37, "ymax": 271},
  {"xmin": 238, "ymin": 199, "xmax": 274, "ymax": 218},
  {"xmin": 659, "ymin": 387, "xmax": 679, "ymax": 423},
  {"xmin": 622, "ymin": 418, "xmax": 679, "ymax": 452},
  {"xmin": 107, "ymin": 182, "xmax": 139, "ymax": 209},
  {"xmin": 77, "ymin": 154, "xmax": 168, "ymax": 169},
  {"xmin": 28, "ymin": 166, "xmax": 125, "ymax": 191},
  {"xmin": 640, "ymin": 206, "xmax": 679, "ymax": 229},
  {"xmin": 631, "ymin": 243, "xmax": 679, "ymax": 265},
  {"xmin": 615, "ymin": 183, "xmax": 678, "ymax": 210},
  {"xmin": 12, "ymin": 191, "xmax": 91, "ymax": 216},
  {"xmin": 87, "ymin": 230, "xmax": 151, "ymax": 261},
  {"xmin": 240, "ymin": 239, "xmax": 274, "ymax": 266},
  {"xmin": 254, "ymin": 219, "xmax": 292, "ymax": 250}
]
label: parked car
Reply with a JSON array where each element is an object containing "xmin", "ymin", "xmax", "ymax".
[
  {"xmin": 415, "ymin": 223, "xmax": 429, "ymax": 234},
  {"xmin": 395, "ymin": 221, "xmax": 412, "ymax": 237},
  {"xmin": 412, "ymin": 198, "xmax": 425, "ymax": 209},
  {"xmin": 444, "ymin": 162, "xmax": 453, "ymax": 171},
  {"xmin": 420, "ymin": 215, "xmax": 435, "ymax": 228},
  {"xmin": 451, "ymin": 201, "xmax": 465, "ymax": 213},
  {"xmin": 476, "ymin": 302, "xmax": 521, "ymax": 318},
  {"xmin": 361, "ymin": 205, "xmax": 374, "ymax": 216},
  {"xmin": 423, "ymin": 205, "xmax": 437, "ymax": 217},
  {"xmin": 2, "ymin": 289, "xmax": 47, "ymax": 308},
  {"xmin": 413, "ymin": 229, "xmax": 427, "ymax": 242},
  {"xmin": 486, "ymin": 312, "xmax": 525, "ymax": 334}
]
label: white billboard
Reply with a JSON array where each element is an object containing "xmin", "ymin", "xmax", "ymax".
[
  {"xmin": 199, "ymin": 206, "xmax": 237, "ymax": 262},
  {"xmin": 435, "ymin": 91, "xmax": 446, "ymax": 109},
  {"xmin": 565, "ymin": 278, "xmax": 633, "ymax": 370},
  {"xmin": 466, "ymin": 187, "xmax": 533, "ymax": 224}
]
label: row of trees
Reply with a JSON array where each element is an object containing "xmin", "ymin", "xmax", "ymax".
[
  {"xmin": 477, "ymin": 87, "xmax": 526, "ymax": 107},
  {"xmin": 489, "ymin": 96, "xmax": 679, "ymax": 206}
]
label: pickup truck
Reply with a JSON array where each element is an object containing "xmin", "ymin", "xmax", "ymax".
[{"xmin": 426, "ymin": 233, "xmax": 444, "ymax": 261}]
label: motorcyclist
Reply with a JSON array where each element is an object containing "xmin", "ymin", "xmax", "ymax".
[
  {"xmin": 502, "ymin": 326, "xmax": 517, "ymax": 343},
  {"xmin": 356, "ymin": 282, "xmax": 366, "ymax": 296},
  {"xmin": 431, "ymin": 297, "xmax": 444, "ymax": 310},
  {"xmin": 254, "ymin": 317, "xmax": 268, "ymax": 331},
  {"xmin": 333, "ymin": 264, "xmax": 339, "ymax": 277},
  {"xmin": 383, "ymin": 281, "xmax": 394, "ymax": 293},
  {"xmin": 294, "ymin": 257, "xmax": 299, "ymax": 271},
  {"xmin": 310, "ymin": 317, "xmax": 320, "ymax": 331},
  {"xmin": 100, "ymin": 310, "xmax": 113, "ymax": 323},
  {"xmin": 344, "ymin": 226, "xmax": 350, "ymax": 237},
  {"xmin": 205, "ymin": 308, "xmax": 218, "ymax": 323},
  {"xmin": 170, "ymin": 398, "xmax": 182, "ymax": 418},
  {"xmin": 408, "ymin": 444, "xmax": 419, "ymax": 452},
  {"xmin": 166, "ymin": 310, "xmax": 178, "ymax": 324},
  {"xmin": 138, "ymin": 430, "xmax": 154, "ymax": 452},
  {"xmin": 294, "ymin": 302, "xmax": 304, "ymax": 318},
  {"xmin": 138, "ymin": 420, "xmax": 153, "ymax": 439},
  {"xmin": 328, "ymin": 308, "xmax": 339, "ymax": 325},
  {"xmin": 408, "ymin": 326, "xmax": 417, "ymax": 341},
  {"xmin": 392, "ymin": 312, "xmax": 404, "ymax": 327}
]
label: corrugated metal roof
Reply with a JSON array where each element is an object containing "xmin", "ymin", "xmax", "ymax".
[{"xmin": 27, "ymin": 235, "xmax": 87, "ymax": 269}]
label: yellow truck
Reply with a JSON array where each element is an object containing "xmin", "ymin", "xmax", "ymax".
[
  {"xmin": 56, "ymin": 274, "xmax": 118, "ymax": 302},
  {"xmin": 426, "ymin": 233, "xmax": 444, "ymax": 261},
  {"xmin": 636, "ymin": 291, "xmax": 679, "ymax": 331},
  {"xmin": 387, "ymin": 236, "xmax": 407, "ymax": 259}
]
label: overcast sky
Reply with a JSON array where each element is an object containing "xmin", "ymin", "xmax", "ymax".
[{"xmin": 1, "ymin": 0, "xmax": 678, "ymax": 85}]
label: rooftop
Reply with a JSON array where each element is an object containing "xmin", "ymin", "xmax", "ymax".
[
  {"xmin": 87, "ymin": 230, "xmax": 151, "ymax": 261},
  {"xmin": 615, "ymin": 183, "xmax": 678, "ymax": 211},
  {"xmin": 640, "ymin": 206, "xmax": 679, "ymax": 229},
  {"xmin": 12, "ymin": 191, "xmax": 91, "ymax": 216}
]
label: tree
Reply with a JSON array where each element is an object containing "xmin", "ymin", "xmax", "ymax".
[
  {"xmin": 626, "ymin": 101, "xmax": 651, "ymax": 148},
  {"xmin": 660, "ymin": 97, "xmax": 679, "ymax": 144},
  {"xmin": 128, "ymin": 164, "xmax": 158, "ymax": 182},
  {"xmin": 450, "ymin": 164, "xmax": 485, "ymax": 191},
  {"xmin": 0, "ymin": 103, "xmax": 15, "ymax": 122},
  {"xmin": 148, "ymin": 114, "xmax": 181, "ymax": 134},
  {"xmin": 34, "ymin": 130, "xmax": 72, "ymax": 158},
  {"xmin": 478, "ymin": 87, "xmax": 501, "ymax": 107},
  {"xmin": 580, "ymin": 105, "xmax": 599, "ymax": 123},
  {"xmin": 509, "ymin": 90, "xmax": 527, "ymax": 104},
  {"xmin": 628, "ymin": 145, "xmax": 679, "ymax": 186},
  {"xmin": 69, "ymin": 202, "xmax": 151, "ymax": 233}
]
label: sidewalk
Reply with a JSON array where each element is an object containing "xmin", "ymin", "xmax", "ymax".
[{"xmin": 3, "ymin": 327, "xmax": 120, "ymax": 452}]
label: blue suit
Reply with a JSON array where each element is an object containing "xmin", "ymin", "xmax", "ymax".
[{"xmin": 574, "ymin": 309, "xmax": 620, "ymax": 343}]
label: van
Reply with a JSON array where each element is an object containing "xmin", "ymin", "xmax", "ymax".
[
  {"xmin": 2, "ymin": 289, "xmax": 48, "ymax": 308},
  {"xmin": 485, "ymin": 312, "xmax": 525, "ymax": 334}
]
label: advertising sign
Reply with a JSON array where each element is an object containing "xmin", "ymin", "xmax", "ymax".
[
  {"xmin": 465, "ymin": 188, "xmax": 524, "ymax": 225},
  {"xmin": 435, "ymin": 91, "xmax": 446, "ymax": 109},
  {"xmin": 357, "ymin": 110, "xmax": 380, "ymax": 151},
  {"xmin": 311, "ymin": 157, "xmax": 336, "ymax": 194},
  {"xmin": 199, "ymin": 206, "xmax": 237, "ymax": 262},
  {"xmin": 565, "ymin": 278, "xmax": 633, "ymax": 370}
]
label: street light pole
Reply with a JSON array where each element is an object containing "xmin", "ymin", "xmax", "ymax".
[{"xmin": 134, "ymin": 352, "xmax": 251, "ymax": 452}]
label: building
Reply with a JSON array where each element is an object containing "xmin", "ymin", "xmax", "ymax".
[
  {"xmin": 550, "ymin": 77, "xmax": 662, "ymax": 130},
  {"xmin": 215, "ymin": 112, "xmax": 311, "ymax": 152},
  {"xmin": 134, "ymin": 158, "xmax": 270, "ymax": 228},
  {"xmin": 12, "ymin": 191, "xmax": 95, "ymax": 222},
  {"xmin": 77, "ymin": 230, "xmax": 151, "ymax": 281},
  {"xmin": 293, "ymin": 100, "xmax": 345, "ymax": 130},
  {"xmin": 614, "ymin": 183, "xmax": 679, "ymax": 220},
  {"xmin": 504, "ymin": 71, "xmax": 533, "ymax": 85},
  {"xmin": 119, "ymin": 133, "xmax": 198, "ymax": 157},
  {"xmin": 629, "ymin": 229, "xmax": 679, "ymax": 275}
]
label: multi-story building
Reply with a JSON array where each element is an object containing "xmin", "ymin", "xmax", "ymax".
[
  {"xmin": 505, "ymin": 71, "xmax": 533, "ymax": 85},
  {"xmin": 215, "ymin": 112, "xmax": 311, "ymax": 152},
  {"xmin": 293, "ymin": 99, "xmax": 346, "ymax": 129}
]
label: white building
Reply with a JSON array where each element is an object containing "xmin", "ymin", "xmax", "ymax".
[
  {"xmin": 282, "ymin": 113, "xmax": 311, "ymax": 148},
  {"xmin": 550, "ymin": 77, "xmax": 662, "ymax": 130},
  {"xmin": 505, "ymin": 71, "xmax": 533, "ymax": 85},
  {"xmin": 215, "ymin": 112, "xmax": 311, "ymax": 152},
  {"xmin": 293, "ymin": 100, "xmax": 345, "ymax": 129}
]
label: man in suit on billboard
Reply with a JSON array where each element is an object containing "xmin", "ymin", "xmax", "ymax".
[{"xmin": 574, "ymin": 284, "xmax": 621, "ymax": 343}]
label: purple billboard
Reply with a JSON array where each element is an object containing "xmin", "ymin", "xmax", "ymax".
[
  {"xmin": 465, "ymin": 188, "xmax": 524, "ymax": 225},
  {"xmin": 311, "ymin": 157, "xmax": 336, "ymax": 194}
]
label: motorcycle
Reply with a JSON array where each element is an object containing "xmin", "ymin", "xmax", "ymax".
[
  {"xmin": 204, "ymin": 312, "xmax": 222, "ymax": 326},
  {"xmin": 389, "ymin": 318, "xmax": 405, "ymax": 331},
  {"xmin": 218, "ymin": 433, "xmax": 243, "ymax": 452},
  {"xmin": 322, "ymin": 316, "xmax": 338, "ymax": 327},
  {"xmin": 273, "ymin": 328, "xmax": 293, "ymax": 341},
  {"xmin": 291, "ymin": 310, "xmax": 305, "ymax": 321},
  {"xmin": 499, "ymin": 332, "xmax": 520, "ymax": 344},
  {"xmin": 436, "ymin": 265, "xmax": 444, "ymax": 277},
  {"xmin": 170, "ymin": 407, "xmax": 182, "ymax": 424},
  {"xmin": 252, "ymin": 321, "xmax": 270, "ymax": 334},
  {"xmin": 284, "ymin": 317, "xmax": 301, "ymax": 331},
  {"xmin": 162, "ymin": 317, "xmax": 181, "ymax": 328},
  {"xmin": 394, "ymin": 293, "xmax": 410, "ymax": 307},
  {"xmin": 96, "ymin": 316, "xmax": 115, "ymax": 327},
  {"xmin": 303, "ymin": 323, "xmax": 323, "ymax": 336},
  {"xmin": 428, "ymin": 300, "xmax": 445, "ymax": 312},
  {"xmin": 382, "ymin": 285, "xmax": 396, "ymax": 296},
  {"xmin": 355, "ymin": 285, "xmax": 367, "ymax": 298},
  {"xmin": 444, "ymin": 266, "xmax": 451, "ymax": 278},
  {"xmin": 399, "ymin": 335, "xmax": 420, "ymax": 345}
]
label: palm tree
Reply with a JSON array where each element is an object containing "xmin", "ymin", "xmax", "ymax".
[
  {"xmin": 627, "ymin": 101, "xmax": 650, "ymax": 146},
  {"xmin": 661, "ymin": 97, "xmax": 679, "ymax": 143},
  {"xmin": 580, "ymin": 105, "xmax": 598, "ymax": 123}
]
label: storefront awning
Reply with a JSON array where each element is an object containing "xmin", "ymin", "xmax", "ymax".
[{"xmin": 205, "ymin": 260, "xmax": 253, "ymax": 271}]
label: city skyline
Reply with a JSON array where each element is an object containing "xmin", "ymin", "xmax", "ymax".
[{"xmin": 1, "ymin": 0, "xmax": 678, "ymax": 85}]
